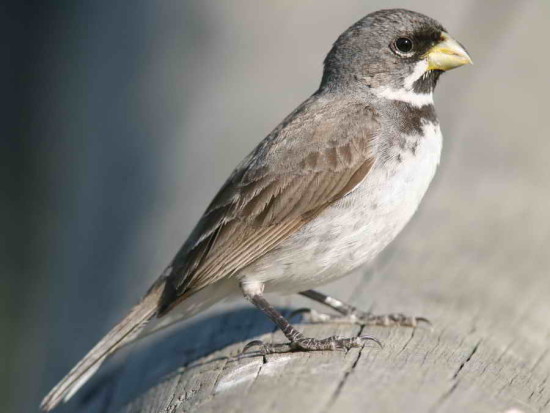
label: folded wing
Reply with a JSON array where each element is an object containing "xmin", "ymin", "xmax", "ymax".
[{"xmin": 160, "ymin": 97, "xmax": 379, "ymax": 312}]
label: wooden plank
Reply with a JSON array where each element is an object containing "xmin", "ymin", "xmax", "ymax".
[{"xmin": 66, "ymin": 243, "xmax": 550, "ymax": 413}]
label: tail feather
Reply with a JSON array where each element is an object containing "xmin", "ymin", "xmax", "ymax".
[{"xmin": 40, "ymin": 281, "xmax": 165, "ymax": 411}]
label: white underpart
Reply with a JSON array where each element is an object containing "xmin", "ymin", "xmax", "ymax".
[
  {"xmin": 372, "ymin": 60, "xmax": 433, "ymax": 107},
  {"xmin": 239, "ymin": 121, "xmax": 443, "ymax": 294}
]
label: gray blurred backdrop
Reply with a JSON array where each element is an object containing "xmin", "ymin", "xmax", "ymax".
[{"xmin": 2, "ymin": 1, "xmax": 549, "ymax": 412}]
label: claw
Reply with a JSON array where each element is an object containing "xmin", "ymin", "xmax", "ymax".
[
  {"xmin": 360, "ymin": 335, "xmax": 383, "ymax": 349},
  {"xmin": 242, "ymin": 340, "xmax": 267, "ymax": 354},
  {"xmin": 415, "ymin": 316, "xmax": 432, "ymax": 327},
  {"xmin": 415, "ymin": 316, "xmax": 434, "ymax": 332},
  {"xmin": 398, "ymin": 315, "xmax": 432, "ymax": 328}
]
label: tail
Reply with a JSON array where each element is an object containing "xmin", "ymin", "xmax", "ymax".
[{"xmin": 40, "ymin": 280, "xmax": 165, "ymax": 411}]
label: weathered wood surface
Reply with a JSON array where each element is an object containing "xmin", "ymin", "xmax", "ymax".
[
  {"xmin": 69, "ymin": 261, "xmax": 550, "ymax": 413},
  {"xmin": 68, "ymin": 199, "xmax": 550, "ymax": 413}
]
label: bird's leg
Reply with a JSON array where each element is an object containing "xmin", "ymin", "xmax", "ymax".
[
  {"xmin": 240, "ymin": 282, "xmax": 380, "ymax": 354},
  {"xmin": 300, "ymin": 290, "xmax": 359, "ymax": 315},
  {"xmin": 297, "ymin": 289, "xmax": 430, "ymax": 328}
]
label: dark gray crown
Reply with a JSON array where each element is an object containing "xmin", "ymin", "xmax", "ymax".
[{"xmin": 320, "ymin": 9, "xmax": 446, "ymax": 93}]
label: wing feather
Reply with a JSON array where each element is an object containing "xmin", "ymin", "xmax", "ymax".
[{"xmin": 159, "ymin": 97, "xmax": 379, "ymax": 313}]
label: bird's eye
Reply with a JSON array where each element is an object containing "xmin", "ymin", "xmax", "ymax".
[{"xmin": 394, "ymin": 37, "xmax": 414, "ymax": 54}]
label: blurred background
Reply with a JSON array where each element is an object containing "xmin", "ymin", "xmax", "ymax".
[{"xmin": 2, "ymin": 1, "xmax": 549, "ymax": 412}]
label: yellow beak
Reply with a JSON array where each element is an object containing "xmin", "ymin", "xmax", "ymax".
[{"xmin": 426, "ymin": 32, "xmax": 472, "ymax": 71}]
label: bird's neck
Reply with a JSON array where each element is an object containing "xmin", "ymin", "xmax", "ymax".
[{"xmin": 371, "ymin": 87, "xmax": 434, "ymax": 108}]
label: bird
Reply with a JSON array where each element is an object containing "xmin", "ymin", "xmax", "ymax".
[{"xmin": 41, "ymin": 8, "xmax": 472, "ymax": 411}]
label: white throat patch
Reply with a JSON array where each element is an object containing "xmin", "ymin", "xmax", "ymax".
[{"xmin": 372, "ymin": 60, "xmax": 433, "ymax": 108}]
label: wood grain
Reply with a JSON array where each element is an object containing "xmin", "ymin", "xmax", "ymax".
[{"xmin": 67, "ymin": 188, "xmax": 550, "ymax": 413}]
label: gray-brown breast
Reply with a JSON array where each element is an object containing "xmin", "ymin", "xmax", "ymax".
[{"xmin": 159, "ymin": 94, "xmax": 380, "ymax": 313}]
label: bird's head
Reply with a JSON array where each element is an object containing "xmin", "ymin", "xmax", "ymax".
[{"xmin": 321, "ymin": 9, "xmax": 472, "ymax": 99}]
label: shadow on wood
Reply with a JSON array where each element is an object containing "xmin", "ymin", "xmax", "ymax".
[
  {"xmin": 63, "ymin": 283, "xmax": 550, "ymax": 413},
  {"xmin": 71, "ymin": 307, "xmax": 290, "ymax": 413}
]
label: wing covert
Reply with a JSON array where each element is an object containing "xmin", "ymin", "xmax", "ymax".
[{"xmin": 159, "ymin": 97, "xmax": 379, "ymax": 313}]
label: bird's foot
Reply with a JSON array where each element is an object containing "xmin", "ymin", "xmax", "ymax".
[
  {"xmin": 291, "ymin": 308, "xmax": 430, "ymax": 328},
  {"xmin": 242, "ymin": 334, "xmax": 382, "ymax": 355}
]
